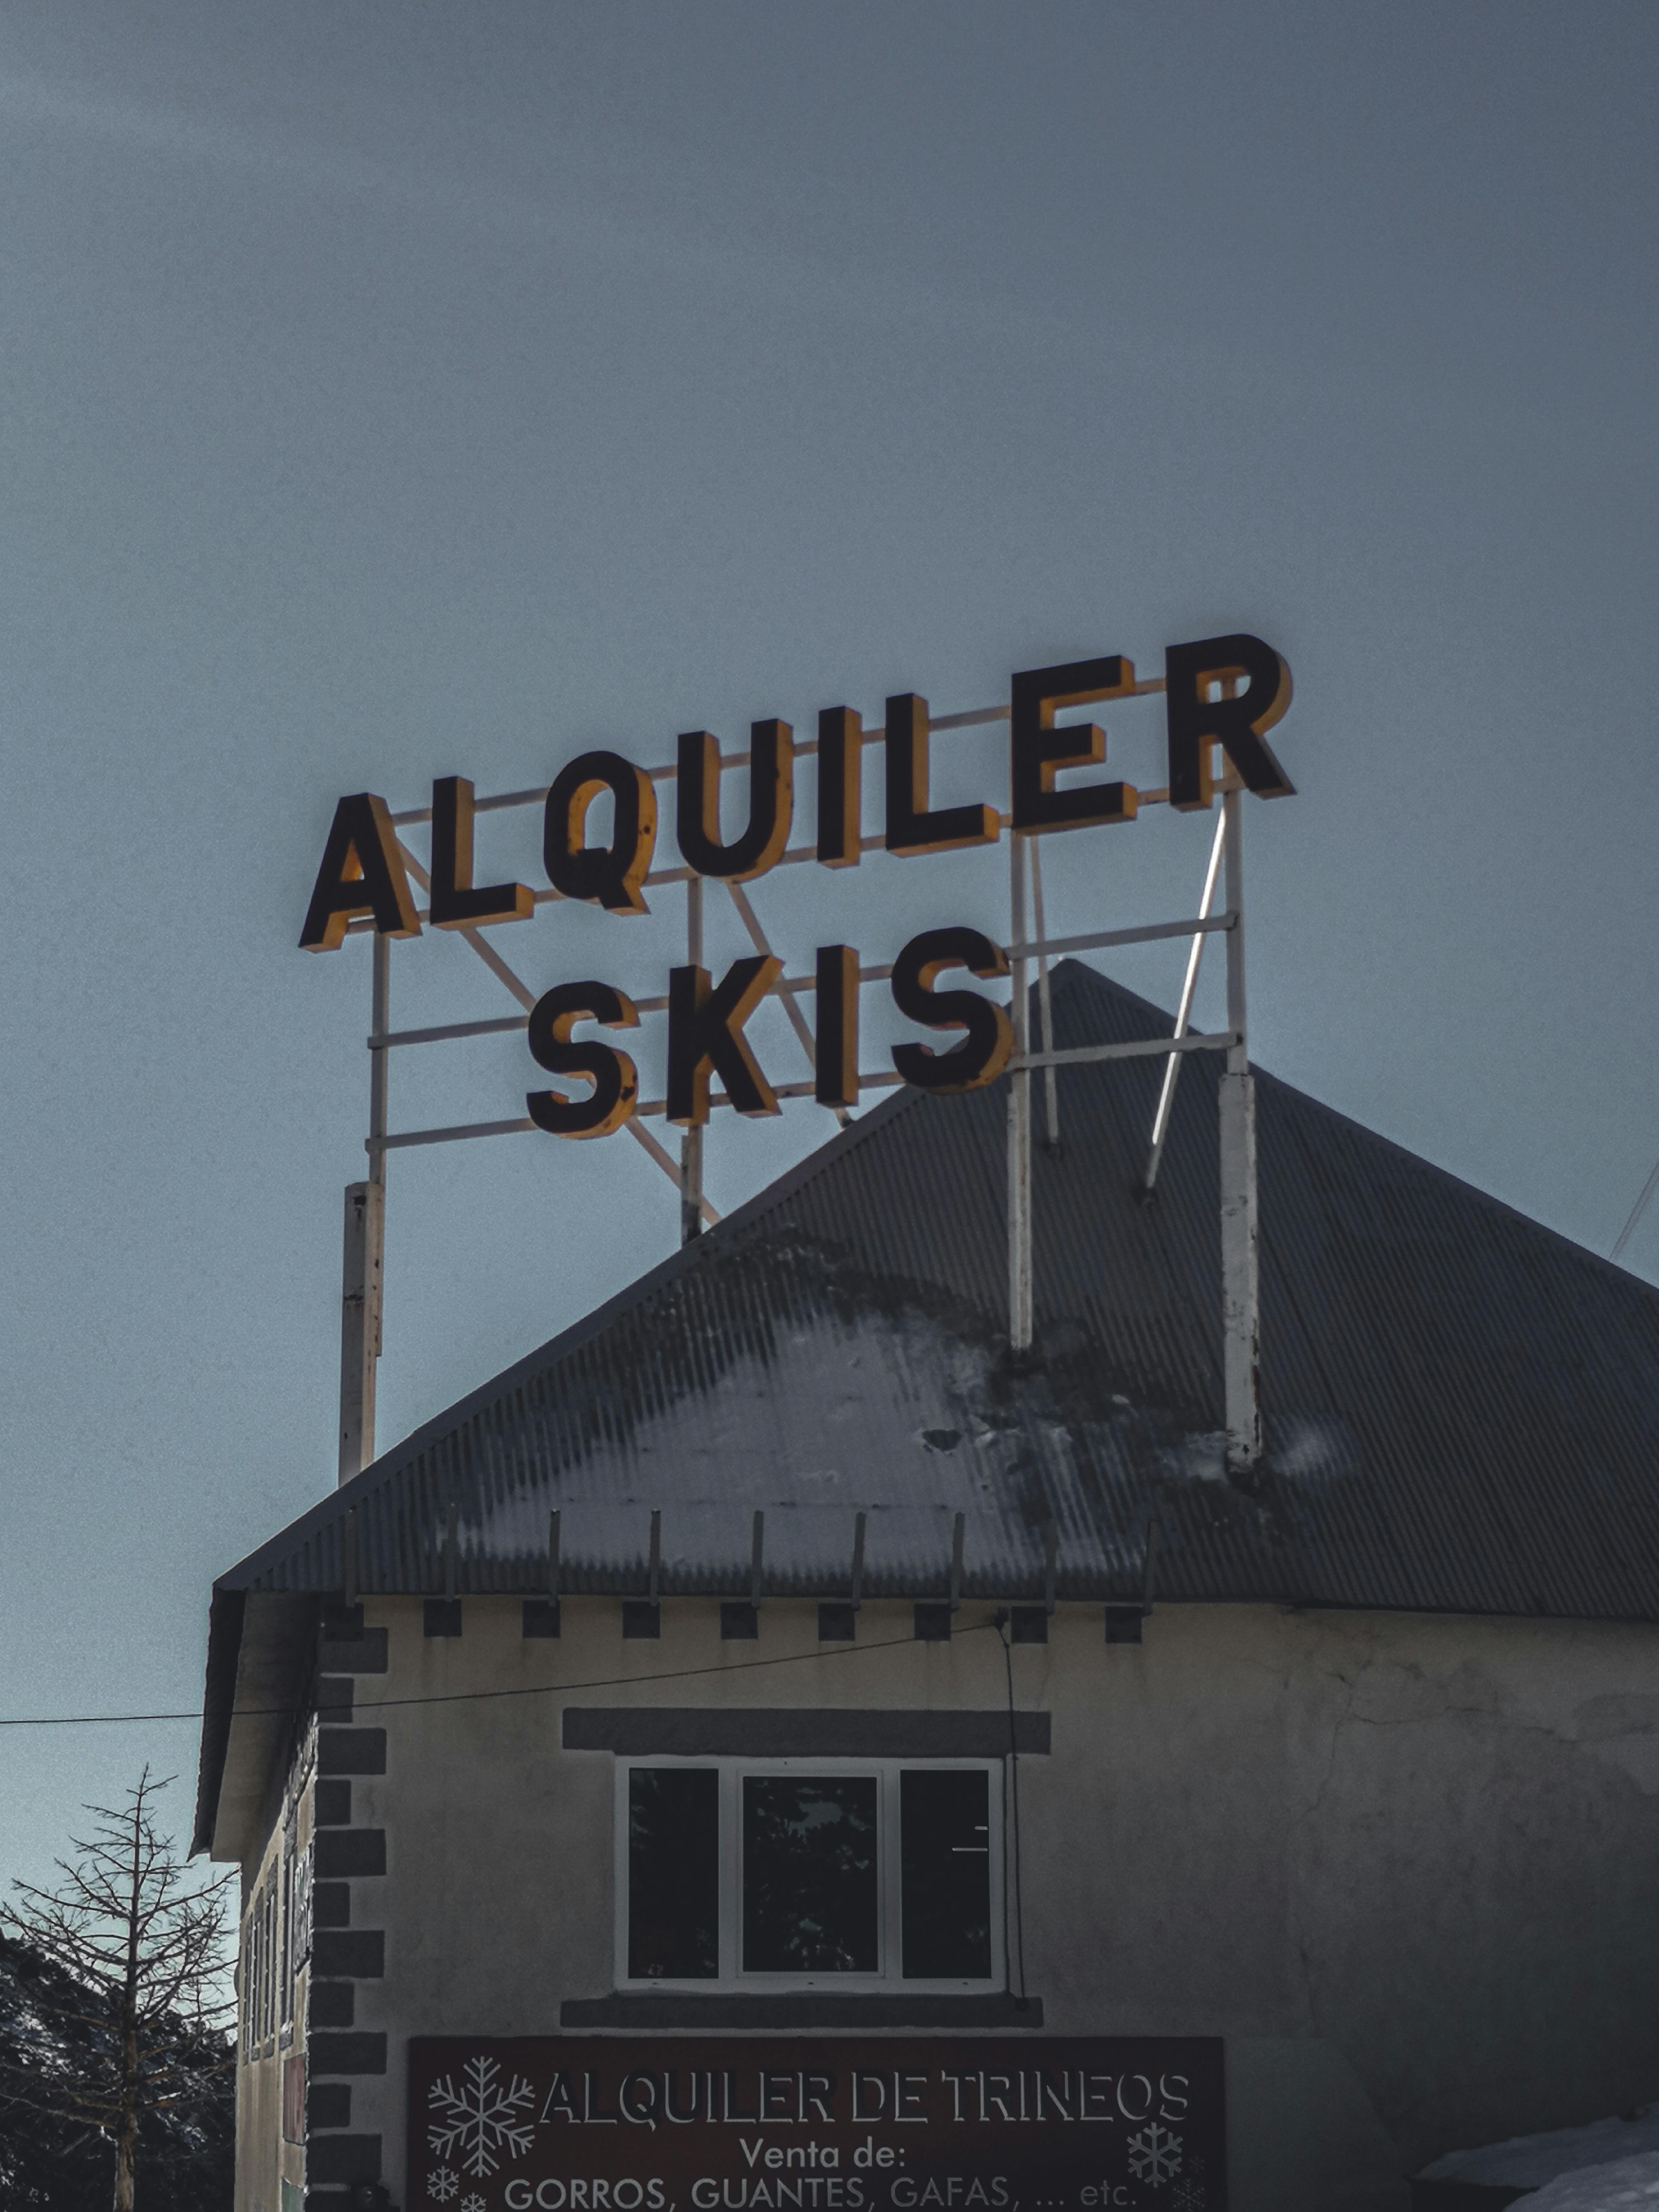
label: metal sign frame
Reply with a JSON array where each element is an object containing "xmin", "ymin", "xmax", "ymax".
[{"xmin": 323, "ymin": 662, "xmax": 1282, "ymax": 1488}]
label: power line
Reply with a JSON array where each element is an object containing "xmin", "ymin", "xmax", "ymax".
[{"xmin": 0, "ymin": 1622, "xmax": 1006, "ymax": 1733}]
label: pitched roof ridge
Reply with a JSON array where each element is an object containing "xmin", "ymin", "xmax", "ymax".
[
  {"xmin": 1251, "ymin": 1054, "xmax": 1656, "ymax": 1297},
  {"xmin": 1053, "ymin": 956, "xmax": 1655, "ymax": 1301}
]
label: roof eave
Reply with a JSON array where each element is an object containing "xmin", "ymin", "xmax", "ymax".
[{"xmin": 190, "ymin": 1585, "xmax": 245, "ymax": 1858}]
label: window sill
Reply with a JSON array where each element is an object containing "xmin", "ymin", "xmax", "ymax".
[{"xmin": 561, "ymin": 1992, "xmax": 1043, "ymax": 2030}]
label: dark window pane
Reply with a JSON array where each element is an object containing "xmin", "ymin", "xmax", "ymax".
[
  {"xmin": 901, "ymin": 1768, "xmax": 992, "ymax": 1979},
  {"xmin": 629, "ymin": 1768, "xmax": 718, "ymax": 1978},
  {"xmin": 742, "ymin": 1776, "xmax": 878, "ymax": 1973}
]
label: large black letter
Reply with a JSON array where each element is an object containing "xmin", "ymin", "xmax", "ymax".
[
  {"xmin": 1010, "ymin": 656, "xmax": 1138, "ymax": 832},
  {"xmin": 890, "ymin": 928, "xmax": 1013, "ymax": 1094},
  {"xmin": 677, "ymin": 722, "xmax": 794, "ymax": 880},
  {"xmin": 1164, "ymin": 634, "xmax": 1294, "ymax": 810},
  {"xmin": 526, "ymin": 982, "xmax": 640, "ymax": 1138},
  {"xmin": 884, "ymin": 696, "xmax": 999, "ymax": 856},
  {"xmin": 814, "ymin": 944, "xmax": 861, "ymax": 1108},
  {"xmin": 816, "ymin": 708, "xmax": 864, "ymax": 868},
  {"xmin": 430, "ymin": 776, "xmax": 533, "ymax": 929},
  {"xmin": 299, "ymin": 794, "xmax": 420, "ymax": 951},
  {"xmin": 667, "ymin": 956, "xmax": 782, "ymax": 1125},
  {"xmin": 543, "ymin": 752, "xmax": 657, "ymax": 913}
]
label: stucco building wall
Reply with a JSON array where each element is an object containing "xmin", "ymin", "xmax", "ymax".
[{"xmin": 239, "ymin": 1596, "xmax": 1659, "ymax": 2212}]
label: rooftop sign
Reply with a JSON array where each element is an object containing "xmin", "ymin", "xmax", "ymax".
[
  {"xmin": 309, "ymin": 632, "xmax": 1293, "ymax": 1482},
  {"xmin": 301, "ymin": 637, "xmax": 1290, "ymax": 1137}
]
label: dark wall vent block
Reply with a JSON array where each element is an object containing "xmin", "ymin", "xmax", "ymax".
[
  {"xmin": 314, "ymin": 1830, "xmax": 386, "ymax": 1880},
  {"xmin": 310, "ymin": 1931, "xmax": 384, "ymax": 1980},
  {"xmin": 319, "ymin": 1627, "xmax": 388, "ymax": 1675},
  {"xmin": 310, "ymin": 1882, "xmax": 352, "ymax": 1930},
  {"xmin": 309, "ymin": 1983, "xmax": 355, "ymax": 2028},
  {"xmin": 317, "ymin": 1731, "xmax": 386, "ymax": 1777},
  {"xmin": 304, "ymin": 2132, "xmax": 382, "ymax": 2185},
  {"xmin": 309, "ymin": 2032, "xmax": 388, "ymax": 2077},
  {"xmin": 307, "ymin": 2082, "xmax": 352, "ymax": 2131}
]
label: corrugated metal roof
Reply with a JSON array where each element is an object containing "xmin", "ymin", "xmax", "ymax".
[{"xmin": 216, "ymin": 960, "xmax": 1659, "ymax": 1622}]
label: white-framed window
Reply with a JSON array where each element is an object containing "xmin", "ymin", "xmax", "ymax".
[
  {"xmin": 241, "ymin": 1886, "xmax": 269, "ymax": 2062},
  {"xmin": 238, "ymin": 1910, "xmax": 252, "ymax": 2064},
  {"xmin": 240, "ymin": 1876, "xmax": 282, "ymax": 2060},
  {"xmin": 280, "ymin": 1824, "xmax": 295, "ymax": 2037},
  {"xmin": 615, "ymin": 1757, "xmax": 1003, "ymax": 1993}
]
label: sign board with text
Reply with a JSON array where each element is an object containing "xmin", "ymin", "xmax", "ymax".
[
  {"xmin": 304, "ymin": 638, "xmax": 1292, "ymax": 1134},
  {"xmin": 409, "ymin": 2037, "xmax": 1225, "ymax": 2212}
]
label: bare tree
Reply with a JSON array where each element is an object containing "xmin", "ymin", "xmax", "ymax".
[{"xmin": 0, "ymin": 1768, "xmax": 235, "ymax": 2212}]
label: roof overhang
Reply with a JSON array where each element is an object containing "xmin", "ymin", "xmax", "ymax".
[{"xmin": 192, "ymin": 1587, "xmax": 318, "ymax": 1862}]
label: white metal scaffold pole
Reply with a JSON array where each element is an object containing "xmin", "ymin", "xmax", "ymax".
[
  {"xmin": 680, "ymin": 874, "xmax": 705, "ymax": 1246},
  {"xmin": 339, "ymin": 931, "xmax": 389, "ymax": 1485},
  {"xmin": 1008, "ymin": 831, "xmax": 1033, "ymax": 1353},
  {"xmin": 1218, "ymin": 786, "xmax": 1261, "ymax": 1470}
]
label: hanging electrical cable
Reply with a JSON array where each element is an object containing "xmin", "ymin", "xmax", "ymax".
[{"xmin": 0, "ymin": 1621, "xmax": 1003, "ymax": 1732}]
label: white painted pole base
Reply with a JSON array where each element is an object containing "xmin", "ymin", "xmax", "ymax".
[
  {"xmin": 680, "ymin": 1125, "xmax": 705, "ymax": 1247},
  {"xmin": 339, "ymin": 1179, "xmax": 385, "ymax": 1484},
  {"xmin": 1218, "ymin": 1068, "xmax": 1261, "ymax": 1472}
]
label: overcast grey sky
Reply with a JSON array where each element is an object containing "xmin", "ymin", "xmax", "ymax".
[{"xmin": 2, "ymin": 1, "xmax": 1656, "ymax": 1885}]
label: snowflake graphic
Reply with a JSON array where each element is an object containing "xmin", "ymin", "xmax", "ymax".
[
  {"xmin": 428, "ymin": 2055, "xmax": 537, "ymax": 2177},
  {"xmin": 1128, "ymin": 2122, "xmax": 1183, "ymax": 2188},
  {"xmin": 460, "ymin": 2199, "xmax": 487, "ymax": 2212},
  {"xmin": 428, "ymin": 2172, "xmax": 460, "ymax": 2205},
  {"xmin": 1172, "ymin": 2176, "xmax": 1207, "ymax": 2212}
]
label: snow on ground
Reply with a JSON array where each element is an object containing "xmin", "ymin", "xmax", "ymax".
[
  {"xmin": 1525, "ymin": 2152, "xmax": 1659, "ymax": 2208},
  {"xmin": 1421, "ymin": 2111, "xmax": 1659, "ymax": 2192}
]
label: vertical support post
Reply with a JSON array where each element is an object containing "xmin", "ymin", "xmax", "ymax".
[
  {"xmin": 340, "ymin": 933, "xmax": 391, "ymax": 1486},
  {"xmin": 680, "ymin": 876, "xmax": 705, "ymax": 1246},
  {"xmin": 369, "ymin": 932, "xmax": 390, "ymax": 1187},
  {"xmin": 1029, "ymin": 836, "xmax": 1060, "ymax": 1150},
  {"xmin": 849, "ymin": 1511, "xmax": 865, "ymax": 1614},
  {"xmin": 340, "ymin": 1507, "xmax": 358, "ymax": 1611},
  {"xmin": 1218, "ymin": 786, "xmax": 1261, "ymax": 1471},
  {"xmin": 751, "ymin": 1510, "xmax": 765, "ymax": 1609},
  {"xmin": 1007, "ymin": 834, "xmax": 1033, "ymax": 1353},
  {"xmin": 338, "ymin": 1181, "xmax": 384, "ymax": 1485}
]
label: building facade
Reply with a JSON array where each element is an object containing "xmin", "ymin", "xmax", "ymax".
[{"xmin": 196, "ymin": 967, "xmax": 1659, "ymax": 2212}]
